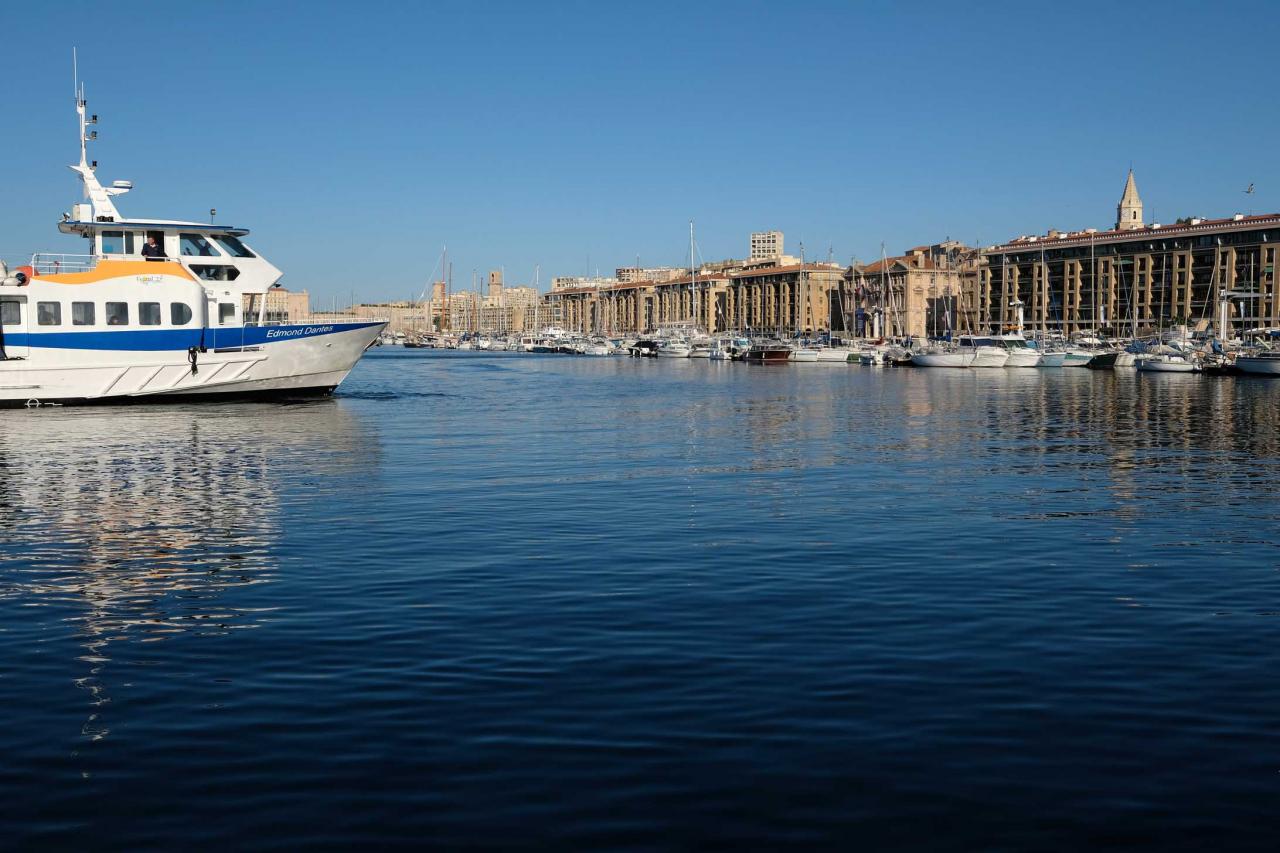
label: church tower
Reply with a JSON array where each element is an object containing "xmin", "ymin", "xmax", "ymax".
[{"xmin": 1116, "ymin": 169, "xmax": 1144, "ymax": 231}]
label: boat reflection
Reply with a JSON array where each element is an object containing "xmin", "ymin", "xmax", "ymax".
[{"xmin": 0, "ymin": 400, "xmax": 378, "ymax": 741}]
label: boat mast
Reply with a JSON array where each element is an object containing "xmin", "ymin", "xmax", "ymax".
[
  {"xmin": 798, "ymin": 242, "xmax": 805, "ymax": 339},
  {"xmin": 880, "ymin": 243, "xmax": 888, "ymax": 339},
  {"xmin": 690, "ymin": 219, "xmax": 696, "ymax": 332}
]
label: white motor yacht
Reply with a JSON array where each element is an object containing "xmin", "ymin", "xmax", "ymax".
[
  {"xmin": 790, "ymin": 347, "xmax": 819, "ymax": 362},
  {"xmin": 656, "ymin": 340, "xmax": 691, "ymax": 358},
  {"xmin": 911, "ymin": 335, "xmax": 1009, "ymax": 368},
  {"xmin": 992, "ymin": 334, "xmax": 1042, "ymax": 367},
  {"xmin": 816, "ymin": 347, "xmax": 856, "ymax": 363},
  {"xmin": 709, "ymin": 336, "xmax": 749, "ymax": 361}
]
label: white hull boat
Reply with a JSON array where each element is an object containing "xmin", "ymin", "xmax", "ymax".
[
  {"xmin": 790, "ymin": 348, "xmax": 819, "ymax": 362},
  {"xmin": 0, "ymin": 88, "xmax": 384, "ymax": 406},
  {"xmin": 911, "ymin": 351, "xmax": 970, "ymax": 367},
  {"xmin": 816, "ymin": 347, "xmax": 855, "ymax": 363},
  {"xmin": 1004, "ymin": 348, "xmax": 1043, "ymax": 367},
  {"xmin": 1062, "ymin": 349, "xmax": 1094, "ymax": 367},
  {"xmin": 991, "ymin": 334, "xmax": 1041, "ymax": 367},
  {"xmin": 656, "ymin": 342, "xmax": 691, "ymax": 358},
  {"xmin": 1135, "ymin": 354, "xmax": 1199, "ymax": 373},
  {"xmin": 912, "ymin": 346, "xmax": 1009, "ymax": 368}
]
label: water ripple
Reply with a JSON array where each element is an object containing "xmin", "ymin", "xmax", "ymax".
[{"xmin": 3, "ymin": 355, "xmax": 1280, "ymax": 847}]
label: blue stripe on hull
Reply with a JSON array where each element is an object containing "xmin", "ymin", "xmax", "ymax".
[{"xmin": 3, "ymin": 321, "xmax": 381, "ymax": 352}]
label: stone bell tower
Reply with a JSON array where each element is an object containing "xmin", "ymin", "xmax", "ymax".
[{"xmin": 1116, "ymin": 169, "xmax": 1144, "ymax": 231}]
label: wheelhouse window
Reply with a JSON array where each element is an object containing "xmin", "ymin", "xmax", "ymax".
[
  {"xmin": 179, "ymin": 233, "xmax": 220, "ymax": 257},
  {"xmin": 101, "ymin": 230, "xmax": 125, "ymax": 255},
  {"xmin": 37, "ymin": 302, "xmax": 62, "ymax": 325},
  {"xmin": 212, "ymin": 234, "xmax": 255, "ymax": 258},
  {"xmin": 171, "ymin": 303, "xmax": 193, "ymax": 325},
  {"xmin": 106, "ymin": 302, "xmax": 129, "ymax": 326},
  {"xmin": 139, "ymin": 302, "xmax": 161, "ymax": 326},
  {"xmin": 191, "ymin": 265, "xmax": 241, "ymax": 282},
  {"xmin": 0, "ymin": 302, "xmax": 20, "ymax": 326},
  {"xmin": 219, "ymin": 303, "xmax": 236, "ymax": 325},
  {"xmin": 72, "ymin": 302, "xmax": 96, "ymax": 326}
]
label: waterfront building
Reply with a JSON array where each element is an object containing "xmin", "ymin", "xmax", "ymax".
[
  {"xmin": 546, "ymin": 261, "xmax": 846, "ymax": 335},
  {"xmin": 845, "ymin": 242, "xmax": 978, "ymax": 339},
  {"xmin": 979, "ymin": 173, "xmax": 1280, "ymax": 336}
]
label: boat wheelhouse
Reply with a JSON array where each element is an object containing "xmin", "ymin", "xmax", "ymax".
[{"xmin": 0, "ymin": 82, "xmax": 385, "ymax": 406}]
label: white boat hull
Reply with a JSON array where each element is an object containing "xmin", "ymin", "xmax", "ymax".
[
  {"xmin": 790, "ymin": 348, "xmax": 819, "ymax": 362},
  {"xmin": 1004, "ymin": 349, "xmax": 1043, "ymax": 367},
  {"xmin": 817, "ymin": 348, "xmax": 855, "ymax": 363},
  {"xmin": 0, "ymin": 321, "xmax": 385, "ymax": 405},
  {"xmin": 1039, "ymin": 352, "xmax": 1066, "ymax": 367},
  {"xmin": 913, "ymin": 346, "xmax": 1008, "ymax": 368},
  {"xmin": 1136, "ymin": 355, "xmax": 1199, "ymax": 373}
]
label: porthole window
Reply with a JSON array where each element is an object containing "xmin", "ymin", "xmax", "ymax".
[
  {"xmin": 72, "ymin": 302, "xmax": 96, "ymax": 326},
  {"xmin": 106, "ymin": 302, "xmax": 129, "ymax": 326},
  {"xmin": 170, "ymin": 303, "xmax": 193, "ymax": 325},
  {"xmin": 139, "ymin": 302, "xmax": 161, "ymax": 326}
]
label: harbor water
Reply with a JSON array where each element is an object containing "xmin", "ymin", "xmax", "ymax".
[{"xmin": 3, "ymin": 351, "xmax": 1280, "ymax": 847}]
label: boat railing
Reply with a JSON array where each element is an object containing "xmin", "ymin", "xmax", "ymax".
[
  {"xmin": 30, "ymin": 253, "xmax": 97, "ymax": 274},
  {"xmin": 245, "ymin": 313, "xmax": 391, "ymax": 328}
]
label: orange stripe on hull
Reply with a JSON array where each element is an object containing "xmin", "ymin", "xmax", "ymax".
[{"xmin": 37, "ymin": 260, "xmax": 195, "ymax": 285}]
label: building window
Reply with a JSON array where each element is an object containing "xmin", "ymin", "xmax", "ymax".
[
  {"xmin": 106, "ymin": 302, "xmax": 129, "ymax": 326},
  {"xmin": 37, "ymin": 302, "xmax": 62, "ymax": 325},
  {"xmin": 171, "ymin": 303, "xmax": 193, "ymax": 325},
  {"xmin": 72, "ymin": 301, "xmax": 96, "ymax": 326},
  {"xmin": 139, "ymin": 302, "xmax": 162, "ymax": 326}
]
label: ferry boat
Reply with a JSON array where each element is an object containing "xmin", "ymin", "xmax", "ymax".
[{"xmin": 0, "ymin": 86, "xmax": 385, "ymax": 407}]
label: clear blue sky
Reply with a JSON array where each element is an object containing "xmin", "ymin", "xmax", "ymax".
[{"xmin": 2, "ymin": 0, "xmax": 1275, "ymax": 304}]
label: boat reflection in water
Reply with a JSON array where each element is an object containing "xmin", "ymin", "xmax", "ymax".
[{"xmin": 0, "ymin": 400, "xmax": 378, "ymax": 742}]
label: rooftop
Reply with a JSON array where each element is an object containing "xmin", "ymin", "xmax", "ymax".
[{"xmin": 988, "ymin": 213, "xmax": 1280, "ymax": 253}]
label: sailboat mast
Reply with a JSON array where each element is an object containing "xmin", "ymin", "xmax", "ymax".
[{"xmin": 690, "ymin": 220, "xmax": 696, "ymax": 331}]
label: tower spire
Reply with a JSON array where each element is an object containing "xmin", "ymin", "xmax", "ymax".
[{"xmin": 1117, "ymin": 169, "xmax": 1143, "ymax": 231}]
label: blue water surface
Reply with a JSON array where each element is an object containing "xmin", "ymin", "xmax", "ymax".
[{"xmin": 2, "ymin": 350, "xmax": 1279, "ymax": 848}]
